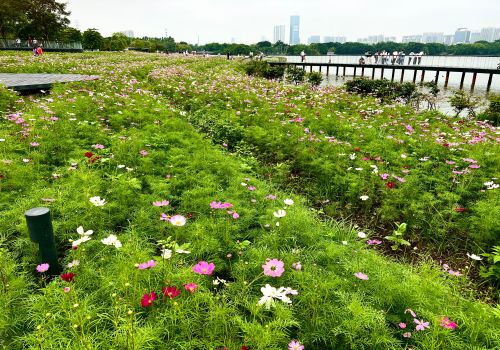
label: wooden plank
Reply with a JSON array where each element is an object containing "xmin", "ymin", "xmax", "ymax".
[
  {"xmin": 460, "ymin": 72, "xmax": 466, "ymax": 89},
  {"xmin": 471, "ymin": 72, "xmax": 477, "ymax": 92}
]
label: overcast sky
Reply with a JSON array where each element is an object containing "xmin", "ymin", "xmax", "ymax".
[{"xmin": 65, "ymin": 0, "xmax": 499, "ymax": 44}]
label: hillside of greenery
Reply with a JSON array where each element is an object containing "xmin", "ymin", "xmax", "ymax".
[{"xmin": 0, "ymin": 51, "xmax": 499, "ymax": 350}]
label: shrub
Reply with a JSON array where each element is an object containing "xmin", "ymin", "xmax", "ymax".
[
  {"xmin": 285, "ymin": 66, "xmax": 306, "ymax": 84},
  {"xmin": 477, "ymin": 93, "xmax": 500, "ymax": 125},
  {"xmin": 307, "ymin": 71, "xmax": 323, "ymax": 86},
  {"xmin": 244, "ymin": 61, "xmax": 285, "ymax": 80},
  {"xmin": 449, "ymin": 90, "xmax": 480, "ymax": 117}
]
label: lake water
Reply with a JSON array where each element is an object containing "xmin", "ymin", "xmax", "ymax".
[{"xmin": 282, "ymin": 55, "xmax": 500, "ymax": 93}]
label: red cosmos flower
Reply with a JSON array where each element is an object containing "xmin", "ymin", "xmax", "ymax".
[
  {"xmin": 162, "ymin": 286, "xmax": 181, "ymax": 299},
  {"xmin": 386, "ymin": 181, "xmax": 396, "ymax": 189},
  {"xmin": 60, "ymin": 272, "xmax": 75, "ymax": 282},
  {"xmin": 89, "ymin": 156, "xmax": 102, "ymax": 164},
  {"xmin": 455, "ymin": 207, "xmax": 466, "ymax": 213},
  {"xmin": 354, "ymin": 147, "xmax": 361, "ymax": 152},
  {"xmin": 84, "ymin": 151, "xmax": 93, "ymax": 158},
  {"xmin": 141, "ymin": 291, "xmax": 157, "ymax": 307},
  {"xmin": 242, "ymin": 346, "xmax": 248, "ymax": 350}
]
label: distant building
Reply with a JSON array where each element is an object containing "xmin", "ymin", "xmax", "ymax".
[
  {"xmin": 494, "ymin": 28, "xmax": 500, "ymax": 41},
  {"xmin": 480, "ymin": 27, "xmax": 496, "ymax": 42},
  {"xmin": 422, "ymin": 32, "xmax": 444, "ymax": 44},
  {"xmin": 443, "ymin": 35, "xmax": 454, "ymax": 46},
  {"xmin": 454, "ymin": 28, "xmax": 471, "ymax": 44},
  {"xmin": 402, "ymin": 35, "xmax": 422, "ymax": 43},
  {"xmin": 120, "ymin": 30, "xmax": 134, "ymax": 38},
  {"xmin": 273, "ymin": 25, "xmax": 285, "ymax": 43},
  {"xmin": 385, "ymin": 36, "xmax": 397, "ymax": 42},
  {"xmin": 469, "ymin": 32, "xmax": 482, "ymax": 43},
  {"xmin": 307, "ymin": 35, "xmax": 321, "ymax": 44},
  {"xmin": 323, "ymin": 36, "xmax": 346, "ymax": 43},
  {"xmin": 289, "ymin": 16, "xmax": 300, "ymax": 45}
]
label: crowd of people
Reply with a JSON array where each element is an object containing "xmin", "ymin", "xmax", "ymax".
[{"xmin": 359, "ymin": 51, "xmax": 425, "ymax": 65}]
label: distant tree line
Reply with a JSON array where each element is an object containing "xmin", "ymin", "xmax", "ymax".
[{"xmin": 195, "ymin": 40, "xmax": 500, "ymax": 56}]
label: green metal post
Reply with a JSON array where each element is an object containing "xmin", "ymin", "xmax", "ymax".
[{"xmin": 25, "ymin": 207, "xmax": 60, "ymax": 275}]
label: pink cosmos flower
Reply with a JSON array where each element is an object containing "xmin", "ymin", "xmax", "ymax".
[
  {"xmin": 231, "ymin": 212, "xmax": 240, "ymax": 219},
  {"xmin": 399, "ymin": 323, "xmax": 407, "ymax": 329},
  {"xmin": 367, "ymin": 239, "xmax": 382, "ymax": 245},
  {"xmin": 64, "ymin": 287, "xmax": 71, "ymax": 293},
  {"xmin": 266, "ymin": 194, "xmax": 277, "ymax": 200},
  {"xmin": 36, "ymin": 263, "xmax": 49, "ymax": 273},
  {"xmin": 137, "ymin": 260, "xmax": 157, "ymax": 270},
  {"xmin": 170, "ymin": 215, "xmax": 186, "ymax": 226},
  {"xmin": 162, "ymin": 286, "xmax": 181, "ymax": 299},
  {"xmin": 354, "ymin": 272, "xmax": 369, "ymax": 280},
  {"xmin": 262, "ymin": 259, "xmax": 285, "ymax": 277},
  {"xmin": 210, "ymin": 201, "xmax": 233, "ymax": 209},
  {"xmin": 414, "ymin": 318, "xmax": 429, "ymax": 331},
  {"xmin": 193, "ymin": 261, "xmax": 215, "ymax": 275},
  {"xmin": 440, "ymin": 317, "xmax": 457, "ymax": 330},
  {"xmin": 139, "ymin": 149, "xmax": 149, "ymax": 157},
  {"xmin": 405, "ymin": 308, "xmax": 417, "ymax": 317},
  {"xmin": 292, "ymin": 262, "xmax": 302, "ymax": 271},
  {"xmin": 469, "ymin": 164, "xmax": 480, "ymax": 169},
  {"xmin": 93, "ymin": 144, "xmax": 105, "ymax": 149},
  {"xmin": 288, "ymin": 340, "xmax": 304, "ymax": 350},
  {"xmin": 448, "ymin": 270, "xmax": 463, "ymax": 276},
  {"xmin": 380, "ymin": 173, "xmax": 390, "ymax": 180},
  {"xmin": 184, "ymin": 282, "xmax": 198, "ymax": 293},
  {"xmin": 248, "ymin": 186, "xmax": 256, "ymax": 191},
  {"xmin": 160, "ymin": 213, "xmax": 170, "ymax": 221},
  {"xmin": 30, "ymin": 142, "xmax": 40, "ymax": 147},
  {"xmin": 153, "ymin": 200, "xmax": 170, "ymax": 207}
]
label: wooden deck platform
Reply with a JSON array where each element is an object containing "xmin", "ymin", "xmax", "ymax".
[{"xmin": 0, "ymin": 73, "xmax": 99, "ymax": 91}]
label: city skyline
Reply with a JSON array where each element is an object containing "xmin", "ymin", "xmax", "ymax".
[{"xmin": 65, "ymin": 0, "xmax": 500, "ymax": 44}]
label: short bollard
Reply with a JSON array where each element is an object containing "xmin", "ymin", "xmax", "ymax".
[{"xmin": 25, "ymin": 207, "xmax": 61, "ymax": 275}]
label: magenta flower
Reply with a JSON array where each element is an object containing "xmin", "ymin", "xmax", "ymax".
[
  {"xmin": 36, "ymin": 263, "xmax": 49, "ymax": 273},
  {"xmin": 367, "ymin": 239, "xmax": 382, "ymax": 245},
  {"xmin": 193, "ymin": 261, "xmax": 215, "ymax": 275},
  {"xmin": 160, "ymin": 213, "xmax": 170, "ymax": 221},
  {"xmin": 292, "ymin": 262, "xmax": 302, "ymax": 271},
  {"xmin": 153, "ymin": 200, "xmax": 170, "ymax": 207},
  {"xmin": 210, "ymin": 201, "xmax": 233, "ymax": 209},
  {"xmin": 288, "ymin": 340, "xmax": 304, "ymax": 350},
  {"xmin": 30, "ymin": 142, "xmax": 40, "ymax": 147},
  {"xmin": 440, "ymin": 317, "xmax": 457, "ymax": 330},
  {"xmin": 141, "ymin": 291, "xmax": 157, "ymax": 307},
  {"xmin": 262, "ymin": 259, "xmax": 285, "ymax": 277},
  {"xmin": 137, "ymin": 260, "xmax": 157, "ymax": 270},
  {"xmin": 93, "ymin": 144, "xmax": 105, "ymax": 149},
  {"xmin": 184, "ymin": 282, "xmax": 198, "ymax": 293},
  {"xmin": 399, "ymin": 323, "xmax": 406, "ymax": 329},
  {"xmin": 354, "ymin": 272, "xmax": 369, "ymax": 280},
  {"xmin": 139, "ymin": 149, "xmax": 149, "ymax": 157},
  {"xmin": 248, "ymin": 186, "xmax": 256, "ymax": 191},
  {"xmin": 414, "ymin": 318, "xmax": 429, "ymax": 331}
]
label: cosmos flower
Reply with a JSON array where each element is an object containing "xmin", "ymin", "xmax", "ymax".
[
  {"xmin": 193, "ymin": 261, "xmax": 215, "ymax": 275},
  {"xmin": 354, "ymin": 272, "xmax": 369, "ymax": 280},
  {"xmin": 36, "ymin": 263, "xmax": 49, "ymax": 273},
  {"xmin": 262, "ymin": 259, "xmax": 285, "ymax": 277}
]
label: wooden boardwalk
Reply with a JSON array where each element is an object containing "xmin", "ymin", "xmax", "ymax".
[
  {"xmin": 269, "ymin": 62, "xmax": 500, "ymax": 92},
  {"xmin": 0, "ymin": 73, "xmax": 99, "ymax": 91}
]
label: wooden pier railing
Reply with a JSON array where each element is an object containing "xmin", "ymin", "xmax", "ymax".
[{"xmin": 268, "ymin": 62, "xmax": 499, "ymax": 92}]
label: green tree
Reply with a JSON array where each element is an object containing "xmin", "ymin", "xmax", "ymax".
[
  {"xmin": 0, "ymin": 0, "xmax": 30, "ymax": 38},
  {"xmin": 163, "ymin": 36, "xmax": 176, "ymax": 52},
  {"xmin": 57, "ymin": 27, "xmax": 81, "ymax": 42},
  {"xmin": 109, "ymin": 32, "xmax": 129, "ymax": 51},
  {"xmin": 82, "ymin": 28, "xmax": 103, "ymax": 50},
  {"xmin": 20, "ymin": 0, "xmax": 70, "ymax": 40}
]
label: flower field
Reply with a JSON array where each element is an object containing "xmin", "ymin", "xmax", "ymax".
[{"xmin": 0, "ymin": 51, "xmax": 499, "ymax": 349}]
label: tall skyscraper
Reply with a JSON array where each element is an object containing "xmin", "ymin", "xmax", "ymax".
[
  {"xmin": 289, "ymin": 16, "xmax": 300, "ymax": 45},
  {"xmin": 422, "ymin": 32, "xmax": 444, "ymax": 44},
  {"xmin": 454, "ymin": 28, "xmax": 471, "ymax": 44},
  {"xmin": 273, "ymin": 25, "xmax": 285, "ymax": 43},
  {"xmin": 480, "ymin": 27, "xmax": 496, "ymax": 42},
  {"xmin": 402, "ymin": 35, "xmax": 422, "ymax": 43},
  {"xmin": 469, "ymin": 32, "xmax": 481, "ymax": 43}
]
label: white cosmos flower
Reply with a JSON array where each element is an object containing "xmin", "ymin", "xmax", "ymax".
[
  {"xmin": 359, "ymin": 195, "xmax": 369, "ymax": 201},
  {"xmin": 284, "ymin": 199, "xmax": 294, "ymax": 206},
  {"xmin": 258, "ymin": 284, "xmax": 292, "ymax": 309},
  {"xmin": 466, "ymin": 253, "xmax": 482, "ymax": 261},
  {"xmin": 77, "ymin": 226, "xmax": 93, "ymax": 236},
  {"xmin": 89, "ymin": 196, "xmax": 106, "ymax": 206},
  {"xmin": 101, "ymin": 234, "xmax": 122, "ymax": 248},
  {"xmin": 72, "ymin": 235, "xmax": 91, "ymax": 248},
  {"xmin": 357, "ymin": 231, "xmax": 367, "ymax": 239},
  {"xmin": 161, "ymin": 249, "xmax": 172, "ymax": 259},
  {"xmin": 273, "ymin": 209, "xmax": 286, "ymax": 218}
]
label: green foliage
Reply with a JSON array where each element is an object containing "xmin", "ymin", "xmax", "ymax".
[
  {"xmin": 0, "ymin": 85, "xmax": 18, "ymax": 114},
  {"xmin": 57, "ymin": 27, "xmax": 81, "ymax": 43},
  {"xmin": 82, "ymin": 28, "xmax": 103, "ymax": 50},
  {"xmin": 478, "ymin": 94, "xmax": 500, "ymax": 126},
  {"xmin": 307, "ymin": 71, "xmax": 323, "ymax": 86},
  {"xmin": 244, "ymin": 61, "xmax": 285, "ymax": 80},
  {"xmin": 285, "ymin": 66, "xmax": 306, "ymax": 84},
  {"xmin": 480, "ymin": 246, "xmax": 500, "ymax": 286},
  {"xmin": 449, "ymin": 90, "xmax": 480, "ymax": 117},
  {"xmin": 0, "ymin": 51, "xmax": 499, "ymax": 349},
  {"xmin": 109, "ymin": 32, "xmax": 129, "ymax": 51},
  {"xmin": 345, "ymin": 78, "xmax": 418, "ymax": 103},
  {"xmin": 384, "ymin": 223, "xmax": 411, "ymax": 251}
]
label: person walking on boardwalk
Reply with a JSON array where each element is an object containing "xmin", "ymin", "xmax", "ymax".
[
  {"xmin": 300, "ymin": 50, "xmax": 306, "ymax": 62},
  {"xmin": 400, "ymin": 51, "xmax": 405, "ymax": 65},
  {"xmin": 33, "ymin": 46, "xmax": 38, "ymax": 56},
  {"xmin": 417, "ymin": 51, "xmax": 424, "ymax": 65},
  {"xmin": 374, "ymin": 51, "xmax": 379, "ymax": 64},
  {"xmin": 37, "ymin": 45, "xmax": 43, "ymax": 57},
  {"xmin": 408, "ymin": 52, "xmax": 414, "ymax": 65}
]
